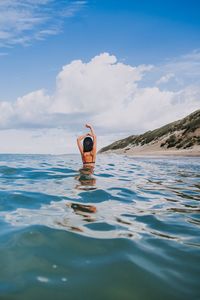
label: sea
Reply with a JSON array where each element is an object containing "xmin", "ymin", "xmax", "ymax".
[{"xmin": 0, "ymin": 153, "xmax": 199, "ymax": 300}]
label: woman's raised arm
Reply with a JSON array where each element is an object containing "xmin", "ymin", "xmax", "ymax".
[
  {"xmin": 85, "ymin": 124, "xmax": 97, "ymax": 154},
  {"xmin": 77, "ymin": 133, "xmax": 88, "ymax": 155}
]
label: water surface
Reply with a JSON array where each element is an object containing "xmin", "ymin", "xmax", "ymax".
[{"xmin": 0, "ymin": 154, "xmax": 200, "ymax": 300}]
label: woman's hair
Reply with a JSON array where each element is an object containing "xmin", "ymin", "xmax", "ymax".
[{"xmin": 83, "ymin": 136, "xmax": 93, "ymax": 152}]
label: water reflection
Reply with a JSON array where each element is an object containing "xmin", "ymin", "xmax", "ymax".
[
  {"xmin": 71, "ymin": 165, "xmax": 97, "ymax": 216},
  {"xmin": 75, "ymin": 166, "xmax": 96, "ymax": 190}
]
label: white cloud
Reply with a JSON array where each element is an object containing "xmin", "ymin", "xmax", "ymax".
[
  {"xmin": 153, "ymin": 49, "xmax": 200, "ymax": 88},
  {"xmin": 156, "ymin": 73, "xmax": 175, "ymax": 85},
  {"xmin": 0, "ymin": 53, "xmax": 154, "ymax": 131},
  {"xmin": 0, "ymin": 90, "xmax": 51, "ymax": 128},
  {"xmin": 0, "ymin": 0, "xmax": 87, "ymax": 47},
  {"xmin": 51, "ymin": 53, "xmax": 152, "ymax": 114},
  {"xmin": 0, "ymin": 128, "xmax": 75, "ymax": 154},
  {"xmin": 0, "ymin": 51, "xmax": 200, "ymax": 153}
]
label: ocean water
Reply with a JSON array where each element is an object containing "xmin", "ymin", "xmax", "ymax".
[{"xmin": 0, "ymin": 154, "xmax": 200, "ymax": 300}]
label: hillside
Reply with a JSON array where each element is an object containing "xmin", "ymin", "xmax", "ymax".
[{"xmin": 99, "ymin": 109, "xmax": 200, "ymax": 155}]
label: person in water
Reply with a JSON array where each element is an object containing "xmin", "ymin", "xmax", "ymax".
[
  {"xmin": 73, "ymin": 124, "xmax": 97, "ymax": 214},
  {"xmin": 77, "ymin": 124, "xmax": 97, "ymax": 166}
]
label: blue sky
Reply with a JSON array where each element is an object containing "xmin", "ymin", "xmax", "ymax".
[
  {"xmin": 0, "ymin": 0, "xmax": 200, "ymax": 153},
  {"xmin": 1, "ymin": 0, "xmax": 200, "ymax": 100}
]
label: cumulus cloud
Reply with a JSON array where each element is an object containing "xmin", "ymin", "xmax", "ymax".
[
  {"xmin": 0, "ymin": 0, "xmax": 87, "ymax": 47},
  {"xmin": 0, "ymin": 51, "xmax": 200, "ymax": 153},
  {"xmin": 0, "ymin": 53, "xmax": 154, "ymax": 131},
  {"xmin": 51, "ymin": 53, "xmax": 152, "ymax": 115},
  {"xmin": 0, "ymin": 90, "xmax": 51, "ymax": 128}
]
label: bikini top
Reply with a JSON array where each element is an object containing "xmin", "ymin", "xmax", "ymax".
[{"xmin": 82, "ymin": 151, "xmax": 95, "ymax": 164}]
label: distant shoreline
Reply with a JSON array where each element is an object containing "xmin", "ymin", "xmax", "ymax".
[
  {"xmin": 100, "ymin": 146, "xmax": 200, "ymax": 157},
  {"xmin": 99, "ymin": 110, "xmax": 200, "ymax": 156}
]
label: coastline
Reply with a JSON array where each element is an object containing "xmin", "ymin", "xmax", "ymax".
[{"xmin": 100, "ymin": 145, "xmax": 200, "ymax": 157}]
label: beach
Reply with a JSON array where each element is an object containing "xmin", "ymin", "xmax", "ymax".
[{"xmin": 102, "ymin": 144, "xmax": 200, "ymax": 157}]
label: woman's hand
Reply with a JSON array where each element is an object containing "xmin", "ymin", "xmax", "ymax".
[
  {"xmin": 85, "ymin": 123, "xmax": 92, "ymax": 129},
  {"xmin": 85, "ymin": 124, "xmax": 95, "ymax": 138}
]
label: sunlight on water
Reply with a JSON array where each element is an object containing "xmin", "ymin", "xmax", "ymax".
[{"xmin": 0, "ymin": 154, "xmax": 199, "ymax": 300}]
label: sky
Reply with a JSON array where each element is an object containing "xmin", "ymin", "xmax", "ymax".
[{"xmin": 0, "ymin": 0, "xmax": 200, "ymax": 154}]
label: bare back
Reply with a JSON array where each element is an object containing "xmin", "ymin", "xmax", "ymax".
[{"xmin": 82, "ymin": 150, "xmax": 96, "ymax": 164}]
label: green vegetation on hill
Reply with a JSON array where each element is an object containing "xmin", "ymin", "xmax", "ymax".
[{"xmin": 99, "ymin": 109, "xmax": 200, "ymax": 153}]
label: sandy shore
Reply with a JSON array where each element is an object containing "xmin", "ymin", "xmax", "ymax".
[{"xmin": 102, "ymin": 145, "xmax": 200, "ymax": 157}]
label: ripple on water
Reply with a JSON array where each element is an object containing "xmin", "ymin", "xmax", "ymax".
[{"xmin": 0, "ymin": 154, "xmax": 200, "ymax": 300}]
